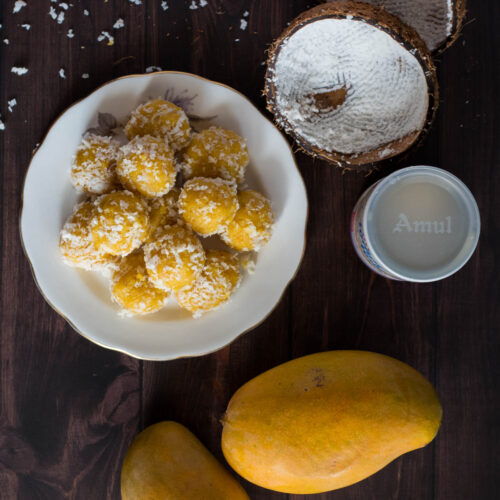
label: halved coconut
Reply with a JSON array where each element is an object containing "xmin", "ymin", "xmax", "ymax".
[
  {"xmin": 265, "ymin": 1, "xmax": 439, "ymax": 168},
  {"xmin": 327, "ymin": 0, "xmax": 466, "ymax": 52}
]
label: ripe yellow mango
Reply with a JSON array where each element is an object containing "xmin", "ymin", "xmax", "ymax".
[
  {"xmin": 121, "ymin": 421, "xmax": 249, "ymax": 500},
  {"xmin": 221, "ymin": 351, "xmax": 442, "ymax": 494}
]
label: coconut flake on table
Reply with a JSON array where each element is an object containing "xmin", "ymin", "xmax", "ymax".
[
  {"xmin": 83, "ymin": 9, "xmax": 89, "ymax": 16},
  {"xmin": 161, "ymin": 1, "xmax": 168, "ymax": 10},
  {"xmin": 243, "ymin": 10, "xmax": 249, "ymax": 17},
  {"xmin": 327, "ymin": 0, "xmax": 455, "ymax": 51},
  {"xmin": 13, "ymin": 1, "xmax": 27, "ymax": 14},
  {"xmin": 270, "ymin": 18, "xmax": 428, "ymax": 156},
  {"xmin": 240, "ymin": 19, "xmax": 247, "ymax": 30},
  {"xmin": 0, "ymin": 117, "xmax": 5, "ymax": 131},
  {"xmin": 20, "ymin": 23, "xmax": 30, "ymax": 30},
  {"xmin": 97, "ymin": 31, "xmax": 114, "ymax": 46},
  {"xmin": 8, "ymin": 98, "xmax": 17, "ymax": 112},
  {"xmin": 11, "ymin": 66, "xmax": 28, "ymax": 75},
  {"xmin": 3, "ymin": 39, "xmax": 9, "ymax": 44},
  {"xmin": 129, "ymin": 0, "xmax": 142, "ymax": 5},
  {"xmin": 59, "ymin": 68, "xmax": 66, "ymax": 78},
  {"xmin": 59, "ymin": 2, "xmax": 69, "ymax": 9},
  {"xmin": 145, "ymin": 66, "xmax": 162, "ymax": 73},
  {"xmin": 82, "ymin": 73, "xmax": 89, "ymax": 79},
  {"xmin": 113, "ymin": 18, "xmax": 125, "ymax": 29}
]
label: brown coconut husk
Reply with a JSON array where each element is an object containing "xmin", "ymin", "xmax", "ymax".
[{"xmin": 264, "ymin": 1, "xmax": 439, "ymax": 169}]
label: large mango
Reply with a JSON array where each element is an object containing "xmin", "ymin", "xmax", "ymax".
[{"xmin": 221, "ymin": 350, "xmax": 442, "ymax": 494}]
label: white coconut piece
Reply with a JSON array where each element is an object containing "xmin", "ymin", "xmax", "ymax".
[
  {"xmin": 265, "ymin": 1, "xmax": 438, "ymax": 168},
  {"xmin": 327, "ymin": 0, "xmax": 465, "ymax": 51}
]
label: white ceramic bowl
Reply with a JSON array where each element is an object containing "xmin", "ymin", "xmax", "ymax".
[{"xmin": 20, "ymin": 72, "xmax": 308, "ymax": 361}]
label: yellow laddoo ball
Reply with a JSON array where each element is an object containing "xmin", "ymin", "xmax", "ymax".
[
  {"xmin": 116, "ymin": 135, "xmax": 177, "ymax": 198},
  {"xmin": 70, "ymin": 133, "xmax": 119, "ymax": 194},
  {"xmin": 147, "ymin": 187, "xmax": 180, "ymax": 242},
  {"xmin": 222, "ymin": 190, "xmax": 274, "ymax": 251},
  {"xmin": 176, "ymin": 250, "xmax": 240, "ymax": 316},
  {"xmin": 59, "ymin": 200, "xmax": 115, "ymax": 271},
  {"xmin": 124, "ymin": 99, "xmax": 191, "ymax": 151},
  {"xmin": 143, "ymin": 224, "xmax": 205, "ymax": 291},
  {"xmin": 91, "ymin": 190, "xmax": 150, "ymax": 256},
  {"xmin": 110, "ymin": 251, "xmax": 169, "ymax": 315},
  {"xmin": 179, "ymin": 177, "xmax": 238, "ymax": 236},
  {"xmin": 181, "ymin": 126, "xmax": 249, "ymax": 184}
]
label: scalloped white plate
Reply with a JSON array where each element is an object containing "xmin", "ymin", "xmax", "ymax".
[{"xmin": 20, "ymin": 72, "xmax": 308, "ymax": 361}]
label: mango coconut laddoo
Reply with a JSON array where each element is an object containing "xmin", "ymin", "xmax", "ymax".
[
  {"xmin": 179, "ymin": 177, "xmax": 239, "ymax": 236},
  {"xmin": 59, "ymin": 200, "xmax": 115, "ymax": 271},
  {"xmin": 70, "ymin": 133, "xmax": 119, "ymax": 194},
  {"xmin": 147, "ymin": 187, "xmax": 180, "ymax": 242},
  {"xmin": 181, "ymin": 126, "xmax": 250, "ymax": 184},
  {"xmin": 143, "ymin": 224, "xmax": 206, "ymax": 292},
  {"xmin": 222, "ymin": 190, "xmax": 274, "ymax": 252},
  {"xmin": 91, "ymin": 190, "xmax": 150, "ymax": 257},
  {"xmin": 116, "ymin": 135, "xmax": 177, "ymax": 198},
  {"xmin": 176, "ymin": 250, "xmax": 241, "ymax": 317},
  {"xmin": 124, "ymin": 98, "xmax": 191, "ymax": 151},
  {"xmin": 110, "ymin": 251, "xmax": 170, "ymax": 316}
]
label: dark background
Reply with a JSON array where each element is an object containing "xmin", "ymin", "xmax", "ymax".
[{"xmin": 1, "ymin": 1, "xmax": 499, "ymax": 499}]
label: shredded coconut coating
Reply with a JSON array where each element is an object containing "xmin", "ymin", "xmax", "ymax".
[
  {"xmin": 181, "ymin": 126, "xmax": 249, "ymax": 184},
  {"xmin": 146, "ymin": 187, "xmax": 181, "ymax": 242},
  {"xmin": 143, "ymin": 224, "xmax": 206, "ymax": 291},
  {"xmin": 222, "ymin": 190, "xmax": 274, "ymax": 252},
  {"xmin": 179, "ymin": 177, "xmax": 239, "ymax": 236},
  {"xmin": 124, "ymin": 98, "xmax": 191, "ymax": 151},
  {"xmin": 271, "ymin": 18, "xmax": 428, "ymax": 156},
  {"xmin": 70, "ymin": 133, "xmax": 119, "ymax": 194},
  {"xmin": 59, "ymin": 200, "xmax": 116, "ymax": 271},
  {"xmin": 176, "ymin": 250, "xmax": 240, "ymax": 316},
  {"xmin": 91, "ymin": 190, "xmax": 150, "ymax": 256},
  {"xmin": 110, "ymin": 251, "xmax": 169, "ymax": 315},
  {"xmin": 116, "ymin": 135, "xmax": 177, "ymax": 198}
]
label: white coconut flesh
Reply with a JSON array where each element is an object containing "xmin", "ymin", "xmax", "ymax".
[
  {"xmin": 329, "ymin": 0, "xmax": 456, "ymax": 51},
  {"xmin": 271, "ymin": 18, "xmax": 429, "ymax": 157}
]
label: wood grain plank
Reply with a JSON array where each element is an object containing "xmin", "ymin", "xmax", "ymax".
[{"xmin": 0, "ymin": 2, "xmax": 144, "ymax": 499}]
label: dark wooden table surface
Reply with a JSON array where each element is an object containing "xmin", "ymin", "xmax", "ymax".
[{"xmin": 1, "ymin": 1, "xmax": 499, "ymax": 499}]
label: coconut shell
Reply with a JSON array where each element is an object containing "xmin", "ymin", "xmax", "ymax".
[
  {"xmin": 265, "ymin": 1, "xmax": 439, "ymax": 169},
  {"xmin": 325, "ymin": 0, "xmax": 467, "ymax": 53}
]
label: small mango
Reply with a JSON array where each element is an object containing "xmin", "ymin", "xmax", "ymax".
[
  {"xmin": 221, "ymin": 350, "xmax": 442, "ymax": 494},
  {"xmin": 121, "ymin": 421, "xmax": 249, "ymax": 500}
]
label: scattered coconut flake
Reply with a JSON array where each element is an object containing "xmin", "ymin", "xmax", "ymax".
[
  {"xmin": 21, "ymin": 23, "xmax": 31, "ymax": 30},
  {"xmin": 67, "ymin": 28, "xmax": 74, "ymax": 38},
  {"xmin": 199, "ymin": 0, "xmax": 208, "ymax": 6},
  {"xmin": 8, "ymin": 98, "xmax": 17, "ymax": 112},
  {"xmin": 243, "ymin": 10, "xmax": 249, "ymax": 17},
  {"xmin": 129, "ymin": 0, "xmax": 142, "ymax": 5},
  {"xmin": 234, "ymin": 38, "xmax": 240, "ymax": 42},
  {"xmin": 240, "ymin": 19, "xmax": 247, "ymax": 30},
  {"xmin": 188, "ymin": 1, "xmax": 197, "ymax": 9},
  {"xmin": 82, "ymin": 73, "xmax": 89, "ymax": 79},
  {"xmin": 49, "ymin": 6, "xmax": 57, "ymax": 19},
  {"xmin": 97, "ymin": 31, "xmax": 114, "ymax": 46},
  {"xmin": 11, "ymin": 66, "xmax": 28, "ymax": 75},
  {"xmin": 145, "ymin": 66, "xmax": 162, "ymax": 73},
  {"xmin": 83, "ymin": 9, "xmax": 89, "ymax": 16},
  {"xmin": 0, "ymin": 24, "xmax": 3, "ymax": 29},
  {"xmin": 113, "ymin": 18, "xmax": 124, "ymax": 29},
  {"xmin": 161, "ymin": 1, "xmax": 168, "ymax": 10},
  {"xmin": 59, "ymin": 2, "xmax": 69, "ymax": 9},
  {"xmin": 59, "ymin": 68, "xmax": 66, "ymax": 78},
  {"xmin": 3, "ymin": 39, "xmax": 9, "ymax": 45},
  {"xmin": 57, "ymin": 11, "xmax": 65, "ymax": 24},
  {"xmin": 0, "ymin": 118, "xmax": 5, "ymax": 131},
  {"xmin": 13, "ymin": 1, "xmax": 27, "ymax": 14}
]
